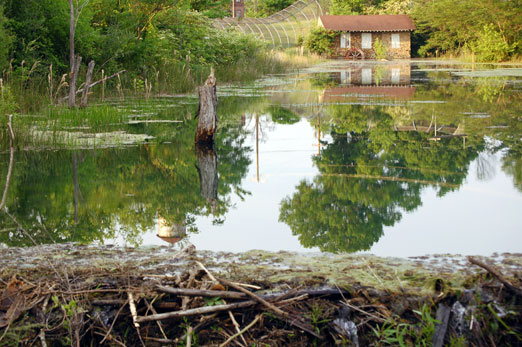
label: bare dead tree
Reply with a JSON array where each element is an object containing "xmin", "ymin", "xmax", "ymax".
[
  {"xmin": 68, "ymin": 0, "xmax": 90, "ymax": 108},
  {"xmin": 80, "ymin": 60, "xmax": 95, "ymax": 107}
]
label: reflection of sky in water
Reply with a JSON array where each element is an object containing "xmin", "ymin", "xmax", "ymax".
[
  {"xmin": 4, "ymin": 61, "xmax": 522, "ymax": 256},
  {"xmin": 134, "ymin": 117, "xmax": 522, "ymax": 257},
  {"xmin": 120, "ymin": 61, "xmax": 522, "ymax": 256}
]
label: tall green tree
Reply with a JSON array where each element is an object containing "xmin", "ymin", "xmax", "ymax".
[
  {"xmin": 413, "ymin": 0, "xmax": 522, "ymax": 60},
  {"xmin": 0, "ymin": 6, "xmax": 12, "ymax": 71}
]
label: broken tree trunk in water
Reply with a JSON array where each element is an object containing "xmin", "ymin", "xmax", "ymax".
[
  {"xmin": 196, "ymin": 145, "xmax": 218, "ymax": 214},
  {"xmin": 195, "ymin": 68, "xmax": 217, "ymax": 145}
]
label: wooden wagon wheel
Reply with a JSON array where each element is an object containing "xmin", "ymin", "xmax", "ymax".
[{"xmin": 345, "ymin": 48, "xmax": 365, "ymax": 60}]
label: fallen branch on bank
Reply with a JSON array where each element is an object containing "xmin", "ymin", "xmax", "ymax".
[{"xmin": 468, "ymin": 257, "xmax": 522, "ymax": 296}]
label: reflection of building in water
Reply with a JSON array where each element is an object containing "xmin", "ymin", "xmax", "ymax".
[
  {"xmin": 322, "ymin": 63, "xmax": 415, "ymax": 101},
  {"xmin": 341, "ymin": 63, "xmax": 411, "ymax": 85},
  {"xmin": 157, "ymin": 217, "xmax": 186, "ymax": 245}
]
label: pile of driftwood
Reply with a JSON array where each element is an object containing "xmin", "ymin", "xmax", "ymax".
[{"xmin": 0, "ymin": 256, "xmax": 521, "ymax": 346}]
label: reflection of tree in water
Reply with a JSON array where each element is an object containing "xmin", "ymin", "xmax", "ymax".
[
  {"xmin": 280, "ymin": 106, "xmax": 485, "ymax": 253},
  {"xmin": 491, "ymin": 117, "xmax": 522, "ymax": 193},
  {"xmin": 0, "ymin": 124, "xmax": 251, "ymax": 247}
]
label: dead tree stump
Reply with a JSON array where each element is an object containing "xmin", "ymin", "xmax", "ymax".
[
  {"xmin": 195, "ymin": 68, "xmax": 217, "ymax": 145},
  {"xmin": 80, "ymin": 60, "xmax": 95, "ymax": 107}
]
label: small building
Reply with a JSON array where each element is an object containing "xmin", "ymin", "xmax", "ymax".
[
  {"xmin": 232, "ymin": 0, "xmax": 244, "ymax": 18},
  {"xmin": 318, "ymin": 15, "xmax": 416, "ymax": 59}
]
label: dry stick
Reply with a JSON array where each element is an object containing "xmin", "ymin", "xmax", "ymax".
[
  {"xmin": 340, "ymin": 301, "xmax": 386, "ymax": 323},
  {"xmin": 219, "ymin": 314, "xmax": 262, "ymax": 347},
  {"xmin": 99, "ymin": 299, "xmax": 129, "ymax": 344},
  {"xmin": 157, "ymin": 285, "xmax": 350, "ymax": 303},
  {"xmin": 39, "ymin": 295, "xmax": 51, "ymax": 347},
  {"xmin": 47, "ymin": 288, "xmax": 127, "ymax": 295},
  {"xmin": 468, "ymin": 257, "xmax": 522, "ymax": 296},
  {"xmin": 228, "ymin": 311, "xmax": 247, "ymax": 347},
  {"xmin": 196, "ymin": 261, "xmax": 217, "ymax": 282},
  {"xmin": 128, "ymin": 292, "xmax": 140, "ymax": 329},
  {"xmin": 94, "ymin": 331, "xmax": 126, "ymax": 347},
  {"xmin": 156, "ymin": 285, "xmax": 245, "ymax": 300},
  {"xmin": 156, "ymin": 285, "xmax": 247, "ymax": 299},
  {"xmin": 144, "ymin": 298, "xmax": 168, "ymax": 340},
  {"xmin": 195, "ymin": 261, "xmax": 250, "ymax": 345},
  {"xmin": 186, "ymin": 326, "xmax": 193, "ymax": 347},
  {"xmin": 0, "ymin": 115, "xmax": 14, "ymax": 210},
  {"xmin": 231, "ymin": 282, "xmax": 262, "ymax": 290},
  {"xmin": 278, "ymin": 294, "xmax": 309, "ymax": 306},
  {"xmin": 136, "ymin": 300, "xmax": 257, "ymax": 323},
  {"xmin": 60, "ymin": 70, "xmax": 126, "ymax": 102},
  {"xmin": 128, "ymin": 292, "xmax": 146, "ymax": 347},
  {"xmin": 76, "ymin": 69, "xmax": 126, "ymax": 95},
  {"xmin": 217, "ymin": 279, "xmax": 286, "ymax": 319},
  {"xmin": 217, "ymin": 278, "xmax": 321, "ymax": 339},
  {"xmin": 366, "ymin": 264, "xmax": 385, "ymax": 287}
]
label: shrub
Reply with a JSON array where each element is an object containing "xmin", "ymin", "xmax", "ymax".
[
  {"xmin": 472, "ymin": 24, "xmax": 513, "ymax": 62},
  {"xmin": 305, "ymin": 27, "xmax": 338, "ymax": 56},
  {"xmin": 374, "ymin": 38, "xmax": 387, "ymax": 59}
]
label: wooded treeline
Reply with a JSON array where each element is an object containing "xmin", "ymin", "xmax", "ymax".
[{"xmin": 0, "ymin": 0, "xmax": 285, "ymax": 112}]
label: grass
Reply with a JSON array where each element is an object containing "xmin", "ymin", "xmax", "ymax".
[{"xmin": 372, "ymin": 304, "xmax": 438, "ymax": 346}]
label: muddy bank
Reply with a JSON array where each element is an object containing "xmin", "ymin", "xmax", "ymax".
[{"xmin": 1, "ymin": 244, "xmax": 521, "ymax": 346}]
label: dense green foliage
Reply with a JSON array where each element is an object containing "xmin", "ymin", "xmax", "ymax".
[
  {"xmin": 0, "ymin": 0, "xmax": 292, "ymax": 113},
  {"xmin": 305, "ymin": 27, "xmax": 338, "ymax": 56},
  {"xmin": 0, "ymin": 6, "xmax": 12, "ymax": 70},
  {"xmin": 413, "ymin": 0, "xmax": 521, "ymax": 60},
  {"xmin": 245, "ymin": 0, "xmax": 293, "ymax": 17}
]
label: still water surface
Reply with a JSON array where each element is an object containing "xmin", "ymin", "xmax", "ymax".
[{"xmin": 1, "ymin": 60, "xmax": 521, "ymax": 256}]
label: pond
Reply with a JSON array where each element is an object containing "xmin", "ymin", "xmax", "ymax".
[{"xmin": 1, "ymin": 60, "xmax": 521, "ymax": 257}]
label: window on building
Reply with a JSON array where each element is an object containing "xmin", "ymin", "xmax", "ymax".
[
  {"xmin": 391, "ymin": 33, "xmax": 400, "ymax": 49},
  {"xmin": 236, "ymin": 0, "xmax": 241, "ymax": 3},
  {"xmin": 361, "ymin": 33, "xmax": 372, "ymax": 49},
  {"xmin": 340, "ymin": 32, "xmax": 351, "ymax": 49},
  {"xmin": 340, "ymin": 70, "xmax": 351, "ymax": 84},
  {"xmin": 391, "ymin": 68, "xmax": 400, "ymax": 84},
  {"xmin": 362, "ymin": 68, "xmax": 372, "ymax": 84}
]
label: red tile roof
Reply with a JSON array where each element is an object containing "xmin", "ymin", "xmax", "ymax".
[{"xmin": 319, "ymin": 15, "xmax": 416, "ymax": 32}]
